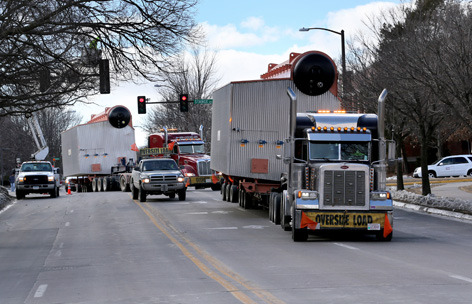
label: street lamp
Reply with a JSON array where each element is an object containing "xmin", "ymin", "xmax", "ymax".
[{"xmin": 299, "ymin": 27, "xmax": 346, "ymax": 99}]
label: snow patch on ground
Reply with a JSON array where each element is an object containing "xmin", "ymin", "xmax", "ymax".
[
  {"xmin": 391, "ymin": 189, "xmax": 472, "ymax": 215},
  {"xmin": 0, "ymin": 186, "xmax": 13, "ymax": 211}
]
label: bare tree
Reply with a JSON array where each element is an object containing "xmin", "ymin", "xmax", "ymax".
[
  {"xmin": 142, "ymin": 46, "xmax": 219, "ymax": 149},
  {"xmin": 348, "ymin": 0, "xmax": 466, "ymax": 195},
  {"xmin": 0, "ymin": 0, "xmax": 200, "ymax": 116}
]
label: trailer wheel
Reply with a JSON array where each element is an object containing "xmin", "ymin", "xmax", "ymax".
[
  {"xmin": 91, "ymin": 178, "xmax": 97, "ymax": 192},
  {"xmin": 131, "ymin": 181, "xmax": 138, "ymax": 200},
  {"xmin": 225, "ymin": 183, "xmax": 232, "ymax": 202},
  {"xmin": 178, "ymin": 189, "xmax": 186, "ymax": 201},
  {"xmin": 120, "ymin": 176, "xmax": 130, "ymax": 192},
  {"xmin": 103, "ymin": 177, "xmax": 109, "ymax": 192},
  {"xmin": 230, "ymin": 185, "xmax": 238, "ymax": 203},
  {"xmin": 238, "ymin": 189, "xmax": 243, "ymax": 207},
  {"xmin": 243, "ymin": 192, "xmax": 252, "ymax": 209},
  {"xmin": 269, "ymin": 193, "xmax": 275, "ymax": 222},
  {"xmin": 138, "ymin": 185, "xmax": 146, "ymax": 202},
  {"xmin": 221, "ymin": 183, "xmax": 227, "ymax": 201},
  {"xmin": 273, "ymin": 193, "xmax": 281, "ymax": 225},
  {"xmin": 97, "ymin": 178, "xmax": 103, "ymax": 192},
  {"xmin": 280, "ymin": 192, "xmax": 291, "ymax": 231}
]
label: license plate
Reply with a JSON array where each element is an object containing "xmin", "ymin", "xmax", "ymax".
[
  {"xmin": 367, "ymin": 223, "xmax": 381, "ymax": 231},
  {"xmin": 33, "ymin": 186, "xmax": 39, "ymax": 190},
  {"xmin": 190, "ymin": 177, "xmax": 211, "ymax": 184}
]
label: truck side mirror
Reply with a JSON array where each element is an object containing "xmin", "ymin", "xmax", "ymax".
[{"xmin": 134, "ymin": 166, "xmax": 140, "ymax": 171}]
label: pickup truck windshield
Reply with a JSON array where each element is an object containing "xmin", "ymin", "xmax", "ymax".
[
  {"xmin": 21, "ymin": 163, "xmax": 52, "ymax": 172},
  {"xmin": 179, "ymin": 144, "xmax": 205, "ymax": 154},
  {"xmin": 310, "ymin": 142, "xmax": 369, "ymax": 161},
  {"xmin": 143, "ymin": 160, "xmax": 178, "ymax": 171}
]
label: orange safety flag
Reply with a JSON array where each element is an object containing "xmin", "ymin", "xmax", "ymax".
[
  {"xmin": 301, "ymin": 212, "xmax": 319, "ymax": 230},
  {"xmin": 211, "ymin": 174, "xmax": 219, "ymax": 184},
  {"xmin": 131, "ymin": 143, "xmax": 139, "ymax": 152},
  {"xmin": 168, "ymin": 141, "xmax": 176, "ymax": 151},
  {"xmin": 383, "ymin": 213, "xmax": 393, "ymax": 238}
]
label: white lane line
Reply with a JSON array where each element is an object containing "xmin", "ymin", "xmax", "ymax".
[
  {"xmin": 65, "ymin": 222, "xmax": 70, "ymax": 227},
  {"xmin": 34, "ymin": 284, "xmax": 48, "ymax": 298},
  {"xmin": 334, "ymin": 243, "xmax": 360, "ymax": 250},
  {"xmin": 186, "ymin": 212, "xmax": 208, "ymax": 215},
  {"xmin": 450, "ymin": 274, "xmax": 472, "ymax": 283},
  {"xmin": 54, "ymin": 250, "xmax": 62, "ymax": 257},
  {"xmin": 193, "ymin": 201, "xmax": 208, "ymax": 204},
  {"xmin": 205, "ymin": 227, "xmax": 238, "ymax": 230},
  {"xmin": 242, "ymin": 225, "xmax": 268, "ymax": 229}
]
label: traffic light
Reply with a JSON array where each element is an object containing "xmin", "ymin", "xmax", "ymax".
[
  {"xmin": 179, "ymin": 94, "xmax": 189, "ymax": 112},
  {"xmin": 137, "ymin": 96, "xmax": 146, "ymax": 114}
]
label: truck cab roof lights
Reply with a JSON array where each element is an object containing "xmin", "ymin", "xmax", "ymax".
[
  {"xmin": 316, "ymin": 110, "xmax": 347, "ymax": 114},
  {"xmin": 310, "ymin": 126, "xmax": 370, "ymax": 133}
]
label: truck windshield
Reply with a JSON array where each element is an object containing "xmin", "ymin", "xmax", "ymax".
[
  {"xmin": 21, "ymin": 163, "xmax": 52, "ymax": 172},
  {"xmin": 309, "ymin": 142, "xmax": 369, "ymax": 161},
  {"xmin": 179, "ymin": 144, "xmax": 205, "ymax": 154},
  {"xmin": 143, "ymin": 160, "xmax": 179, "ymax": 171}
]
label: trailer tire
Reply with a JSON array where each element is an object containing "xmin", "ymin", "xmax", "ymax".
[
  {"xmin": 230, "ymin": 185, "xmax": 238, "ymax": 203},
  {"xmin": 225, "ymin": 183, "xmax": 232, "ymax": 202},
  {"xmin": 120, "ymin": 176, "xmax": 130, "ymax": 192},
  {"xmin": 103, "ymin": 177, "xmax": 110, "ymax": 192},
  {"xmin": 221, "ymin": 183, "xmax": 227, "ymax": 201},
  {"xmin": 91, "ymin": 178, "xmax": 97, "ymax": 192},
  {"xmin": 273, "ymin": 193, "xmax": 281, "ymax": 225},
  {"xmin": 178, "ymin": 189, "xmax": 186, "ymax": 201},
  {"xmin": 243, "ymin": 192, "xmax": 252, "ymax": 209},
  {"xmin": 238, "ymin": 189, "xmax": 243, "ymax": 207},
  {"xmin": 280, "ymin": 192, "xmax": 291, "ymax": 231},
  {"xmin": 269, "ymin": 193, "xmax": 274, "ymax": 222},
  {"xmin": 131, "ymin": 181, "xmax": 138, "ymax": 200},
  {"xmin": 97, "ymin": 178, "xmax": 103, "ymax": 192},
  {"xmin": 138, "ymin": 185, "xmax": 146, "ymax": 202}
]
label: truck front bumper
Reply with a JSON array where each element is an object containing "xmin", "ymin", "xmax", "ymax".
[
  {"xmin": 142, "ymin": 182, "xmax": 186, "ymax": 193},
  {"xmin": 17, "ymin": 183, "xmax": 55, "ymax": 193}
]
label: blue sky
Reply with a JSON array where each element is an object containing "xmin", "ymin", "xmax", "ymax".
[{"xmin": 79, "ymin": 0, "xmax": 403, "ymax": 145}]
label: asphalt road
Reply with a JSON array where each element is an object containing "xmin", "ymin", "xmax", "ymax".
[{"xmin": 1, "ymin": 188, "xmax": 472, "ymax": 304}]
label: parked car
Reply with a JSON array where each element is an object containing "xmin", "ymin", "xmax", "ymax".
[{"xmin": 413, "ymin": 154, "xmax": 472, "ymax": 178}]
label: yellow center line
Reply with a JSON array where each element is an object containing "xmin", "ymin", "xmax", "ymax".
[
  {"xmin": 134, "ymin": 200, "xmax": 258, "ymax": 304},
  {"xmin": 148, "ymin": 203, "xmax": 286, "ymax": 304}
]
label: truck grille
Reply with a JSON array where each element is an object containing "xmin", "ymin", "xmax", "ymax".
[
  {"xmin": 197, "ymin": 160, "xmax": 211, "ymax": 176},
  {"xmin": 150, "ymin": 175, "xmax": 178, "ymax": 182},
  {"xmin": 323, "ymin": 170, "xmax": 366, "ymax": 207},
  {"xmin": 24, "ymin": 175, "xmax": 49, "ymax": 184}
]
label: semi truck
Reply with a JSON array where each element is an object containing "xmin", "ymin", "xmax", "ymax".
[
  {"xmin": 147, "ymin": 126, "xmax": 219, "ymax": 190},
  {"xmin": 210, "ymin": 51, "xmax": 394, "ymax": 241}
]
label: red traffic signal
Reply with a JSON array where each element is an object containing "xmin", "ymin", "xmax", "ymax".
[
  {"xmin": 179, "ymin": 94, "xmax": 189, "ymax": 112},
  {"xmin": 137, "ymin": 96, "xmax": 146, "ymax": 114}
]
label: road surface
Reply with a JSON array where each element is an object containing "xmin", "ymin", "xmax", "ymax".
[{"xmin": 1, "ymin": 188, "xmax": 472, "ymax": 303}]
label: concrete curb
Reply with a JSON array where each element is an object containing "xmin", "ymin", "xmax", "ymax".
[{"xmin": 394, "ymin": 201, "xmax": 472, "ymax": 222}]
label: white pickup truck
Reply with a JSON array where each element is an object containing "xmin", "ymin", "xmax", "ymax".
[
  {"xmin": 131, "ymin": 158, "xmax": 187, "ymax": 202},
  {"xmin": 16, "ymin": 161, "xmax": 61, "ymax": 199}
]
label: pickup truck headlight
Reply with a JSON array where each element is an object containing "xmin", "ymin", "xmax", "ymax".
[
  {"xmin": 48, "ymin": 175, "xmax": 54, "ymax": 182},
  {"xmin": 18, "ymin": 176, "xmax": 25, "ymax": 183},
  {"xmin": 142, "ymin": 178, "xmax": 150, "ymax": 183},
  {"xmin": 178, "ymin": 175, "xmax": 185, "ymax": 182}
]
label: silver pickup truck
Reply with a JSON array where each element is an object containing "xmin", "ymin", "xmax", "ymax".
[
  {"xmin": 131, "ymin": 158, "xmax": 187, "ymax": 202},
  {"xmin": 16, "ymin": 161, "xmax": 61, "ymax": 199}
]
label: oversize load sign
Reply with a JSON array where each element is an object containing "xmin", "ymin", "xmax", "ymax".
[
  {"xmin": 140, "ymin": 147, "xmax": 170, "ymax": 156},
  {"xmin": 304, "ymin": 212, "xmax": 385, "ymax": 229}
]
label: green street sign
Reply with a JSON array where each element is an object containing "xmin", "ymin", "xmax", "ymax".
[{"xmin": 193, "ymin": 99, "xmax": 213, "ymax": 104}]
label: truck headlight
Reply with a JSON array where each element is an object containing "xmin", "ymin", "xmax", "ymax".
[
  {"xmin": 48, "ymin": 176, "xmax": 54, "ymax": 182},
  {"xmin": 297, "ymin": 190, "xmax": 318, "ymax": 199},
  {"xmin": 142, "ymin": 178, "xmax": 150, "ymax": 183},
  {"xmin": 18, "ymin": 176, "xmax": 25, "ymax": 183},
  {"xmin": 371, "ymin": 192, "xmax": 390, "ymax": 200},
  {"xmin": 184, "ymin": 173, "xmax": 195, "ymax": 177},
  {"xmin": 178, "ymin": 175, "xmax": 185, "ymax": 182}
]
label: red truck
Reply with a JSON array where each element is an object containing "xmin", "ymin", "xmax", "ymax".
[{"xmin": 146, "ymin": 126, "xmax": 220, "ymax": 190}]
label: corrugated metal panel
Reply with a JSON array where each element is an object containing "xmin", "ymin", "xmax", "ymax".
[
  {"xmin": 61, "ymin": 122, "xmax": 136, "ymax": 176},
  {"xmin": 211, "ymin": 79, "xmax": 341, "ymax": 181}
]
